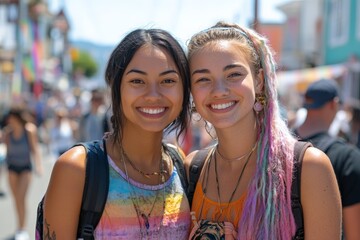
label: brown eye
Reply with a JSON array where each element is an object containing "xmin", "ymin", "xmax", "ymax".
[{"xmin": 130, "ymin": 79, "xmax": 144, "ymax": 84}]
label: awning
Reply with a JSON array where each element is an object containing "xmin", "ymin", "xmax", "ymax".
[{"xmin": 277, "ymin": 64, "xmax": 347, "ymax": 94}]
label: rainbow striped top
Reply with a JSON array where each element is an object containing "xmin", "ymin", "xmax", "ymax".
[{"xmin": 94, "ymin": 155, "xmax": 191, "ymax": 239}]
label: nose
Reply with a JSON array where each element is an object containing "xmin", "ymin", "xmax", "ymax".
[
  {"xmin": 211, "ymin": 79, "xmax": 229, "ymax": 98},
  {"xmin": 144, "ymin": 83, "xmax": 162, "ymax": 101}
]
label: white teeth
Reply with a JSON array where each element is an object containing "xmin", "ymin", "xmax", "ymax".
[
  {"xmin": 139, "ymin": 108, "xmax": 165, "ymax": 114},
  {"xmin": 211, "ymin": 102, "xmax": 235, "ymax": 110}
]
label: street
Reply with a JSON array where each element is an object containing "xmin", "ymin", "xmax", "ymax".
[{"xmin": 0, "ymin": 145, "xmax": 56, "ymax": 240}]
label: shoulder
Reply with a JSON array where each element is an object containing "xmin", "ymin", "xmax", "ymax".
[
  {"xmin": 25, "ymin": 122, "xmax": 37, "ymax": 135},
  {"xmin": 50, "ymin": 146, "xmax": 87, "ymax": 188},
  {"xmin": 45, "ymin": 145, "xmax": 87, "ymax": 201},
  {"xmin": 43, "ymin": 145, "xmax": 87, "ymax": 237},
  {"xmin": 300, "ymin": 146, "xmax": 342, "ymax": 238},
  {"xmin": 300, "ymin": 146, "xmax": 340, "ymax": 200},
  {"xmin": 301, "ymin": 145, "xmax": 340, "ymax": 198},
  {"xmin": 301, "ymin": 146, "xmax": 335, "ymax": 179}
]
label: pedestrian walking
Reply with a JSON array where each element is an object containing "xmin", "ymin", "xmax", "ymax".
[{"xmin": 2, "ymin": 106, "xmax": 43, "ymax": 240}]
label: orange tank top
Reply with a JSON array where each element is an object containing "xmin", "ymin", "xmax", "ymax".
[{"xmin": 191, "ymin": 181, "xmax": 247, "ymax": 227}]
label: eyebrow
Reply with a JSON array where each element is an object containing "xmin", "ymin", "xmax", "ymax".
[
  {"xmin": 223, "ymin": 64, "xmax": 245, "ymax": 71},
  {"xmin": 191, "ymin": 69, "xmax": 209, "ymax": 76},
  {"xmin": 192, "ymin": 64, "xmax": 245, "ymax": 76},
  {"xmin": 126, "ymin": 69, "xmax": 178, "ymax": 76}
]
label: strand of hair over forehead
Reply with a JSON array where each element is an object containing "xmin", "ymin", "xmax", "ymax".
[{"xmin": 236, "ymin": 27, "xmax": 296, "ymax": 240}]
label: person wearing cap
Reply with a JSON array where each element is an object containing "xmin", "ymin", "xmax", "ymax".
[{"xmin": 294, "ymin": 78, "xmax": 360, "ymax": 240}]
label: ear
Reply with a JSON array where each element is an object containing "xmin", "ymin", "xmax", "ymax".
[
  {"xmin": 330, "ymin": 97, "xmax": 340, "ymax": 110},
  {"xmin": 255, "ymin": 69, "xmax": 264, "ymax": 93}
]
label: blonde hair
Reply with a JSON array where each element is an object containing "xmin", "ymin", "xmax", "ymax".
[{"xmin": 188, "ymin": 22, "xmax": 297, "ymax": 240}]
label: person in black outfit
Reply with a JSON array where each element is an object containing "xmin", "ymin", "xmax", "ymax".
[{"xmin": 295, "ymin": 78, "xmax": 360, "ymax": 240}]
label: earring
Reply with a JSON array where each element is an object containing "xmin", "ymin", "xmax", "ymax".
[{"xmin": 253, "ymin": 93, "xmax": 266, "ymax": 112}]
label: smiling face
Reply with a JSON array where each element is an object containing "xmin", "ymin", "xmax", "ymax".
[
  {"xmin": 190, "ymin": 40, "xmax": 262, "ymax": 129},
  {"xmin": 120, "ymin": 44, "xmax": 183, "ymax": 133}
]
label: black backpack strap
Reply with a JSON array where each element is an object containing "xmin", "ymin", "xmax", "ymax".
[
  {"xmin": 292, "ymin": 141, "xmax": 312, "ymax": 240},
  {"xmin": 187, "ymin": 147, "xmax": 213, "ymax": 206},
  {"xmin": 164, "ymin": 143, "xmax": 188, "ymax": 192},
  {"xmin": 77, "ymin": 139, "xmax": 109, "ymax": 240}
]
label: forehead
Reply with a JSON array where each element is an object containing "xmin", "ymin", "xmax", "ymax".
[
  {"xmin": 127, "ymin": 44, "xmax": 177, "ymax": 70},
  {"xmin": 190, "ymin": 40, "xmax": 250, "ymax": 70}
]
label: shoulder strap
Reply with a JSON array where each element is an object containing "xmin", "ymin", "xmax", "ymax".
[
  {"xmin": 164, "ymin": 143, "xmax": 188, "ymax": 191},
  {"xmin": 291, "ymin": 140, "xmax": 312, "ymax": 239},
  {"xmin": 187, "ymin": 147, "xmax": 213, "ymax": 206},
  {"xmin": 77, "ymin": 139, "xmax": 109, "ymax": 240}
]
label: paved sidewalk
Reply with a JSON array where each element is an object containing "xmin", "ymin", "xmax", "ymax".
[{"xmin": 0, "ymin": 146, "xmax": 56, "ymax": 240}]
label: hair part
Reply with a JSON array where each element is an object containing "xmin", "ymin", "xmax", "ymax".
[
  {"xmin": 105, "ymin": 29, "xmax": 191, "ymax": 145},
  {"xmin": 188, "ymin": 21, "xmax": 297, "ymax": 239}
]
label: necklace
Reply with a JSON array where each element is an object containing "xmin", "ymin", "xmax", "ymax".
[
  {"xmin": 121, "ymin": 151, "xmax": 166, "ymax": 239},
  {"xmin": 122, "ymin": 147, "xmax": 168, "ymax": 182},
  {"xmin": 214, "ymin": 141, "xmax": 257, "ymax": 221},
  {"xmin": 216, "ymin": 141, "xmax": 257, "ymax": 162}
]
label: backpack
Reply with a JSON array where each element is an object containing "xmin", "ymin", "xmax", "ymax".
[
  {"xmin": 35, "ymin": 140, "xmax": 188, "ymax": 240},
  {"xmin": 187, "ymin": 141, "xmax": 312, "ymax": 240}
]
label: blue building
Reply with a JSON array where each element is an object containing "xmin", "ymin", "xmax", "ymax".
[{"xmin": 323, "ymin": 0, "xmax": 360, "ymax": 65}]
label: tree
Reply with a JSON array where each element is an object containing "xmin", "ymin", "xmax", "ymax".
[{"xmin": 70, "ymin": 48, "xmax": 98, "ymax": 78}]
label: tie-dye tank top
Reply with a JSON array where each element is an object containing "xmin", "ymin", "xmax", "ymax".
[{"xmin": 94, "ymin": 155, "xmax": 191, "ymax": 239}]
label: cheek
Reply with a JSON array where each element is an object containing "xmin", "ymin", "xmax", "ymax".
[{"xmin": 191, "ymin": 86, "xmax": 206, "ymax": 102}]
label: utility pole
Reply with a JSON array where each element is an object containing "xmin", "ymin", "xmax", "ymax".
[{"xmin": 253, "ymin": 0, "xmax": 259, "ymax": 31}]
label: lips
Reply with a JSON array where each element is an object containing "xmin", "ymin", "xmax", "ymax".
[{"xmin": 210, "ymin": 101, "xmax": 236, "ymax": 110}]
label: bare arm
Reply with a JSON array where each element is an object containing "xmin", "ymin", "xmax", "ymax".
[
  {"xmin": 43, "ymin": 146, "xmax": 86, "ymax": 239},
  {"xmin": 26, "ymin": 122, "xmax": 43, "ymax": 175},
  {"xmin": 343, "ymin": 203, "xmax": 360, "ymax": 240},
  {"xmin": 301, "ymin": 147, "xmax": 342, "ymax": 240}
]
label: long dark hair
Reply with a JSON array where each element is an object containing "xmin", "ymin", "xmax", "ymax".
[{"xmin": 105, "ymin": 29, "xmax": 191, "ymax": 145}]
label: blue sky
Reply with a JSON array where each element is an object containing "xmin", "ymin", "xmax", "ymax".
[{"xmin": 49, "ymin": 0, "xmax": 291, "ymax": 46}]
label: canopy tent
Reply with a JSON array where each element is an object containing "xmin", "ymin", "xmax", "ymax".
[
  {"xmin": 277, "ymin": 64, "xmax": 347, "ymax": 94},
  {"xmin": 276, "ymin": 64, "xmax": 347, "ymax": 110}
]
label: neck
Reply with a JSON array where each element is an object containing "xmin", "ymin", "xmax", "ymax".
[
  {"xmin": 297, "ymin": 112, "xmax": 332, "ymax": 138},
  {"xmin": 215, "ymin": 121, "xmax": 258, "ymax": 160},
  {"xmin": 118, "ymin": 128, "xmax": 164, "ymax": 167}
]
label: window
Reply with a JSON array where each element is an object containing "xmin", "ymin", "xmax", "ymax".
[{"xmin": 328, "ymin": 0, "xmax": 350, "ymax": 46}]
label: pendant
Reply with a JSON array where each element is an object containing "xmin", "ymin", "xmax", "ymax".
[{"xmin": 141, "ymin": 213, "xmax": 150, "ymax": 229}]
